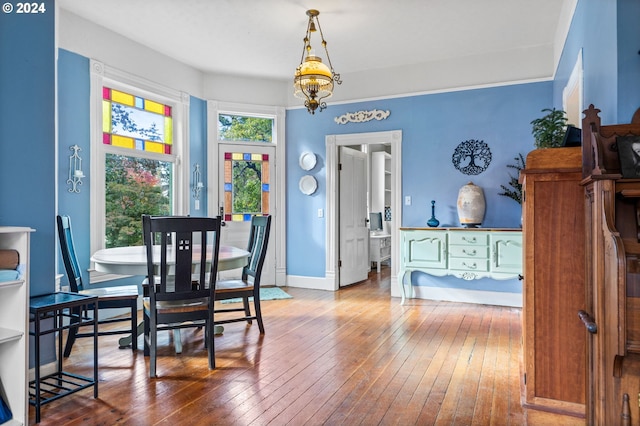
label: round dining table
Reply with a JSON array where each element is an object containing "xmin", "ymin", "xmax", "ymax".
[
  {"xmin": 90, "ymin": 244, "xmax": 250, "ymax": 349},
  {"xmin": 91, "ymin": 244, "xmax": 250, "ymax": 276}
]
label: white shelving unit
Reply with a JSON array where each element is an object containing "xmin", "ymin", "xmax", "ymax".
[
  {"xmin": 0, "ymin": 227, "xmax": 32, "ymax": 425},
  {"xmin": 371, "ymin": 151, "xmax": 391, "ymax": 233}
]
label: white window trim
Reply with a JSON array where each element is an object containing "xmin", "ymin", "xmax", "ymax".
[
  {"xmin": 206, "ymin": 101, "xmax": 287, "ymax": 286},
  {"xmin": 89, "ymin": 60, "xmax": 190, "ymax": 280}
]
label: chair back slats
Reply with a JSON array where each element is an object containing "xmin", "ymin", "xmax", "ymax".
[
  {"xmin": 57, "ymin": 215, "xmax": 84, "ymax": 292},
  {"xmin": 243, "ymin": 215, "xmax": 271, "ymax": 281},
  {"xmin": 142, "ymin": 215, "xmax": 221, "ymax": 303}
]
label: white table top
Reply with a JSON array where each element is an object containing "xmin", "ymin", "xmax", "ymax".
[{"xmin": 91, "ymin": 245, "xmax": 249, "ymax": 276}]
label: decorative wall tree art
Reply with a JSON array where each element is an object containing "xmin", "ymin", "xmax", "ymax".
[{"xmin": 452, "ymin": 139, "xmax": 492, "ymax": 175}]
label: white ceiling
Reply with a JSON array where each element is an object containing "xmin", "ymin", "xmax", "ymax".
[{"xmin": 58, "ymin": 0, "xmax": 573, "ymax": 84}]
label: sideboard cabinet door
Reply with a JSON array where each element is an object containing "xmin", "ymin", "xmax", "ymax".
[
  {"xmin": 490, "ymin": 232, "xmax": 522, "ymax": 275},
  {"xmin": 521, "ymin": 147, "xmax": 586, "ymax": 417},
  {"xmin": 402, "ymin": 230, "xmax": 448, "ymax": 271}
]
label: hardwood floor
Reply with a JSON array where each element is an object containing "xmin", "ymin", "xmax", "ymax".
[{"xmin": 30, "ymin": 267, "xmax": 584, "ymax": 425}]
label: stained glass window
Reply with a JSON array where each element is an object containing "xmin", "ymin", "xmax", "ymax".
[
  {"xmin": 102, "ymin": 87, "xmax": 175, "ymax": 248},
  {"xmin": 103, "ymin": 87, "xmax": 173, "ymax": 154},
  {"xmin": 223, "ymin": 152, "xmax": 269, "ymax": 222}
]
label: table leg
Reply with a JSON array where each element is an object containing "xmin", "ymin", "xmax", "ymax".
[
  {"xmin": 173, "ymin": 330, "xmax": 182, "ymax": 353},
  {"xmin": 118, "ymin": 322, "xmax": 144, "ymax": 348},
  {"xmin": 118, "ymin": 322, "xmax": 225, "ymax": 348}
]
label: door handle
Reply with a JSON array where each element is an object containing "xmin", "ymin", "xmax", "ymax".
[
  {"xmin": 219, "ymin": 207, "xmax": 226, "ymax": 226},
  {"xmin": 578, "ymin": 310, "xmax": 597, "ymax": 334}
]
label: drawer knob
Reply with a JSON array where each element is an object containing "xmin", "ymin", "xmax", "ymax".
[
  {"xmin": 462, "ymin": 249, "xmax": 477, "ymax": 256},
  {"xmin": 462, "ymin": 262, "xmax": 477, "ymax": 269},
  {"xmin": 462, "ymin": 237, "xmax": 477, "ymax": 243}
]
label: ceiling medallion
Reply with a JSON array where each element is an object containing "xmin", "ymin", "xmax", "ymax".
[
  {"xmin": 334, "ymin": 109, "xmax": 391, "ymax": 125},
  {"xmin": 452, "ymin": 139, "xmax": 492, "ymax": 175}
]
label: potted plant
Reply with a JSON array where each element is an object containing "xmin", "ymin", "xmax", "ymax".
[
  {"xmin": 498, "ymin": 153, "xmax": 525, "ymax": 204},
  {"xmin": 530, "ymin": 108, "xmax": 568, "ymax": 148}
]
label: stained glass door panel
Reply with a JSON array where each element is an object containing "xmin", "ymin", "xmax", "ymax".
[{"xmin": 218, "ymin": 143, "xmax": 275, "ymax": 284}]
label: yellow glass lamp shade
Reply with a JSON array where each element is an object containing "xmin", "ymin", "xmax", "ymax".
[{"xmin": 294, "ymin": 55, "xmax": 334, "ymax": 102}]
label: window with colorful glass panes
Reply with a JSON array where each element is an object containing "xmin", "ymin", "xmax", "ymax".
[
  {"xmin": 222, "ymin": 152, "xmax": 270, "ymax": 222},
  {"xmin": 102, "ymin": 87, "xmax": 175, "ymax": 248},
  {"xmin": 218, "ymin": 112, "xmax": 273, "ymax": 222}
]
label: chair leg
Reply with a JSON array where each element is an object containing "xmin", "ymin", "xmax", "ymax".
[
  {"xmin": 130, "ymin": 301, "xmax": 138, "ymax": 351},
  {"xmin": 243, "ymin": 296, "xmax": 253, "ymax": 325},
  {"xmin": 149, "ymin": 316, "xmax": 157, "ymax": 378},
  {"xmin": 207, "ymin": 317, "xmax": 215, "ymax": 369},
  {"xmin": 143, "ymin": 311, "xmax": 150, "ymax": 356},
  {"xmin": 254, "ymin": 297, "xmax": 265, "ymax": 334},
  {"xmin": 63, "ymin": 306, "xmax": 81, "ymax": 357}
]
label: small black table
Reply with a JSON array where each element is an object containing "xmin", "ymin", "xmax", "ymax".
[{"xmin": 29, "ymin": 292, "xmax": 98, "ymax": 423}]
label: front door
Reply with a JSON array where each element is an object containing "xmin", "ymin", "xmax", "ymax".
[
  {"xmin": 339, "ymin": 146, "xmax": 369, "ymax": 286},
  {"xmin": 218, "ymin": 143, "xmax": 276, "ymax": 284}
]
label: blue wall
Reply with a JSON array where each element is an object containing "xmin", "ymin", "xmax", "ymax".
[
  {"xmin": 57, "ymin": 50, "xmax": 92, "ymax": 287},
  {"xmin": 617, "ymin": 0, "xmax": 640, "ymax": 122},
  {"xmin": 286, "ymin": 82, "xmax": 552, "ymax": 279},
  {"xmin": 0, "ymin": 0, "xmax": 56, "ymax": 296},
  {"xmin": 553, "ymin": 0, "xmax": 640, "ymax": 124},
  {"xmin": 1, "ymin": 0, "xmax": 56, "ymax": 367},
  {"xmin": 189, "ymin": 96, "xmax": 208, "ymax": 217}
]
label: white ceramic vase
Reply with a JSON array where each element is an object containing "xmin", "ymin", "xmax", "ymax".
[{"xmin": 457, "ymin": 181, "xmax": 486, "ymax": 227}]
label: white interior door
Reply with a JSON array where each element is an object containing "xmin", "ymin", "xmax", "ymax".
[
  {"xmin": 339, "ymin": 146, "xmax": 369, "ymax": 287},
  {"xmin": 218, "ymin": 143, "xmax": 276, "ymax": 284}
]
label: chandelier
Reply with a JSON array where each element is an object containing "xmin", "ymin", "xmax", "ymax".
[{"xmin": 293, "ymin": 9, "xmax": 342, "ymax": 114}]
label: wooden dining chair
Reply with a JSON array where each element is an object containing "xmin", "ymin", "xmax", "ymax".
[
  {"xmin": 214, "ymin": 214, "xmax": 271, "ymax": 334},
  {"xmin": 141, "ymin": 215, "xmax": 221, "ymax": 377},
  {"xmin": 57, "ymin": 215, "xmax": 139, "ymax": 356}
]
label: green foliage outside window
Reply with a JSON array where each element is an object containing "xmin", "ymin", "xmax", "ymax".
[
  {"xmin": 219, "ymin": 114, "xmax": 273, "ymax": 142},
  {"xmin": 105, "ymin": 154, "xmax": 171, "ymax": 248},
  {"xmin": 232, "ymin": 160, "xmax": 261, "ymax": 214}
]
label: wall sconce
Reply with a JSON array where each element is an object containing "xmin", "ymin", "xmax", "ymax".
[
  {"xmin": 67, "ymin": 144, "xmax": 85, "ymax": 193},
  {"xmin": 192, "ymin": 163, "xmax": 204, "ymax": 210}
]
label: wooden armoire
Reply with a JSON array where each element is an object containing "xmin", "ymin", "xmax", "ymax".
[
  {"xmin": 521, "ymin": 146, "xmax": 586, "ymax": 417},
  {"xmin": 581, "ymin": 104, "xmax": 640, "ymax": 425}
]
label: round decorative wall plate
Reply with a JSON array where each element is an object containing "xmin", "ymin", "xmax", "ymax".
[
  {"xmin": 299, "ymin": 175, "xmax": 318, "ymax": 195},
  {"xmin": 299, "ymin": 152, "xmax": 317, "ymax": 171},
  {"xmin": 452, "ymin": 139, "xmax": 492, "ymax": 175}
]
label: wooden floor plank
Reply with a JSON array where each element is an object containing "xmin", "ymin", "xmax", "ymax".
[{"xmin": 29, "ymin": 267, "xmax": 585, "ymax": 425}]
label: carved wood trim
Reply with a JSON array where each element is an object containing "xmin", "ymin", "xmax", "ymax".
[{"xmin": 334, "ymin": 109, "xmax": 390, "ymax": 125}]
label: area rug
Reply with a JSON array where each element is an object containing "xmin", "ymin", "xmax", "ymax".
[{"xmin": 220, "ymin": 286, "xmax": 293, "ymax": 304}]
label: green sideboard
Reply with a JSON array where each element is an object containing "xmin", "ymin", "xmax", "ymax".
[{"xmin": 398, "ymin": 228, "xmax": 522, "ymax": 305}]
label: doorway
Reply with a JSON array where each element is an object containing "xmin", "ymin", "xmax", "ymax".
[
  {"xmin": 325, "ymin": 130, "xmax": 402, "ymax": 294},
  {"xmin": 217, "ymin": 143, "xmax": 276, "ymax": 284}
]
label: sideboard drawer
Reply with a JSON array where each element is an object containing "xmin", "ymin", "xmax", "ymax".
[
  {"xmin": 449, "ymin": 257, "xmax": 490, "ymax": 272},
  {"xmin": 449, "ymin": 232, "xmax": 489, "ymax": 246},
  {"xmin": 448, "ymin": 245, "xmax": 489, "ymax": 259}
]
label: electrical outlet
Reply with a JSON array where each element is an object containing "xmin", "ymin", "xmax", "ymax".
[{"xmin": 318, "ymin": 208, "xmax": 324, "ymax": 218}]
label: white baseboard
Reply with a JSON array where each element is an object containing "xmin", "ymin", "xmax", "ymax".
[
  {"xmin": 401, "ymin": 285, "xmax": 522, "ymax": 308},
  {"xmin": 286, "ymin": 275, "xmax": 334, "ymax": 291},
  {"xmin": 29, "ymin": 361, "xmax": 57, "ymax": 382},
  {"xmin": 284, "ymin": 274, "xmax": 521, "ymax": 307}
]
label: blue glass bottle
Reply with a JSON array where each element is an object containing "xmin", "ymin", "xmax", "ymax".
[{"xmin": 427, "ymin": 200, "xmax": 440, "ymax": 227}]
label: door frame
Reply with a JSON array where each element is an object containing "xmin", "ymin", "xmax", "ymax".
[
  {"xmin": 206, "ymin": 100, "xmax": 287, "ymax": 286},
  {"xmin": 325, "ymin": 130, "xmax": 402, "ymax": 292}
]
